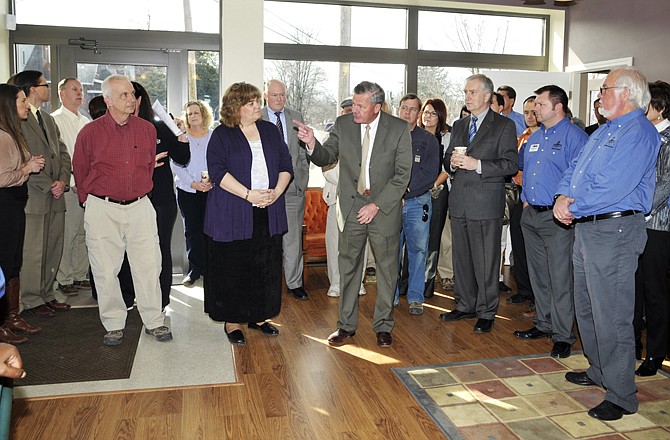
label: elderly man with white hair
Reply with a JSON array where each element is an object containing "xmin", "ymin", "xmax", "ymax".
[{"xmin": 553, "ymin": 67, "xmax": 661, "ymax": 421}]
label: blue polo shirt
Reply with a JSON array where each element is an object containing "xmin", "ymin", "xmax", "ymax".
[
  {"xmin": 556, "ymin": 109, "xmax": 661, "ymax": 217},
  {"xmin": 521, "ymin": 117, "xmax": 588, "ymax": 206},
  {"xmin": 405, "ymin": 126, "xmax": 440, "ymax": 199}
]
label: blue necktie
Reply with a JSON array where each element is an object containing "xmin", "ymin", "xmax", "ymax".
[{"xmin": 468, "ymin": 115, "xmax": 478, "ymax": 144}]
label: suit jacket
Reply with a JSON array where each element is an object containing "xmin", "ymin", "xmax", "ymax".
[
  {"xmin": 446, "ymin": 110, "xmax": 518, "ymax": 220},
  {"xmin": 309, "ymin": 112, "xmax": 412, "ymax": 236},
  {"xmin": 20, "ymin": 110, "xmax": 71, "ymax": 215},
  {"xmin": 261, "ymin": 107, "xmax": 308, "ymax": 198}
]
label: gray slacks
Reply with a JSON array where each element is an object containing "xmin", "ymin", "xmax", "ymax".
[
  {"xmin": 573, "ymin": 214, "xmax": 646, "ymax": 413},
  {"xmin": 338, "ymin": 195, "xmax": 399, "ymax": 333},
  {"xmin": 521, "ymin": 206, "xmax": 575, "ymax": 343},
  {"xmin": 282, "ymin": 191, "xmax": 306, "ymax": 289}
]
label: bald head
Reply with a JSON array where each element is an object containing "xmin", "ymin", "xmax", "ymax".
[{"xmin": 264, "ymin": 79, "xmax": 287, "ymax": 112}]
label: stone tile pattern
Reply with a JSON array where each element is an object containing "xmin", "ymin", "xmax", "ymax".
[{"xmin": 405, "ymin": 355, "xmax": 670, "ymax": 440}]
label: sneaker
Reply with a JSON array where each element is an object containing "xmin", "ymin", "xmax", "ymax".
[
  {"xmin": 327, "ymin": 288, "xmax": 340, "ymax": 297},
  {"xmin": 103, "ymin": 330, "xmax": 124, "ymax": 346},
  {"xmin": 58, "ymin": 283, "xmax": 79, "ymax": 295},
  {"xmin": 409, "ymin": 302, "xmax": 424, "ymax": 315},
  {"xmin": 441, "ymin": 277, "xmax": 454, "ymax": 291},
  {"xmin": 358, "ymin": 285, "xmax": 367, "ymax": 296},
  {"xmin": 74, "ymin": 280, "xmax": 92, "ymax": 289},
  {"xmin": 145, "ymin": 325, "xmax": 173, "ymax": 342}
]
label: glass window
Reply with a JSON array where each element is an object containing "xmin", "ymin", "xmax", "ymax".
[
  {"xmin": 417, "ymin": 66, "xmax": 474, "ymax": 125},
  {"xmin": 187, "ymin": 51, "xmax": 220, "ymax": 117},
  {"xmin": 264, "ymin": 59, "xmax": 405, "ymax": 132},
  {"xmin": 418, "ymin": 11, "xmax": 545, "ymax": 56},
  {"xmin": 15, "ymin": 0, "xmax": 219, "ymax": 33},
  {"xmin": 15, "ymin": 44, "xmax": 53, "ymax": 112},
  {"xmin": 264, "ymin": 2, "xmax": 407, "ymax": 49},
  {"xmin": 76, "ymin": 63, "xmax": 167, "ymax": 119}
]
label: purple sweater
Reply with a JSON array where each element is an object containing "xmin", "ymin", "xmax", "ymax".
[{"xmin": 204, "ymin": 119, "xmax": 293, "ymax": 242}]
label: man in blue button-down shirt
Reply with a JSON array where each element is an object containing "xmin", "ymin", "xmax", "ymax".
[
  {"xmin": 513, "ymin": 85, "xmax": 587, "ymax": 360},
  {"xmin": 554, "ymin": 67, "xmax": 661, "ymax": 421}
]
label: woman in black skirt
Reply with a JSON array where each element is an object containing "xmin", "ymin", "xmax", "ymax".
[{"xmin": 204, "ymin": 82, "xmax": 293, "ymax": 345}]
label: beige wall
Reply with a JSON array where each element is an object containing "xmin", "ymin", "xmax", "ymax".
[{"xmin": 565, "ymin": 0, "xmax": 669, "ymax": 82}]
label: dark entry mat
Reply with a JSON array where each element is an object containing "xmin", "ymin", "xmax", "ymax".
[{"xmin": 15, "ymin": 307, "xmax": 142, "ymax": 386}]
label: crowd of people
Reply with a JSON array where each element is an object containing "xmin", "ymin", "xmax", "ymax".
[{"xmin": 0, "ymin": 65, "xmax": 668, "ymax": 423}]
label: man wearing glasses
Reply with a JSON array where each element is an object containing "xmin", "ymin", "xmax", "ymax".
[
  {"xmin": 394, "ymin": 94, "xmax": 440, "ymax": 315},
  {"xmin": 554, "ymin": 67, "xmax": 661, "ymax": 421},
  {"xmin": 12, "ymin": 70, "xmax": 72, "ymax": 316}
]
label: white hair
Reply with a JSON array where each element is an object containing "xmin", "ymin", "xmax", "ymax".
[
  {"xmin": 611, "ymin": 67, "xmax": 651, "ymax": 110},
  {"xmin": 101, "ymin": 74, "xmax": 130, "ymax": 99}
]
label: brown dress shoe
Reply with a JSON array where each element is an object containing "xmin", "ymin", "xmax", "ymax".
[
  {"xmin": 327, "ymin": 328, "xmax": 355, "ymax": 346},
  {"xmin": 0, "ymin": 326, "xmax": 27, "ymax": 344},
  {"xmin": 5, "ymin": 313, "xmax": 41, "ymax": 334},
  {"xmin": 26, "ymin": 304, "xmax": 56, "ymax": 317},
  {"xmin": 46, "ymin": 299, "xmax": 71, "ymax": 311},
  {"xmin": 376, "ymin": 331, "xmax": 393, "ymax": 347}
]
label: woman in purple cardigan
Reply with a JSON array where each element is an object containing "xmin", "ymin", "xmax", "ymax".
[{"xmin": 204, "ymin": 82, "xmax": 293, "ymax": 345}]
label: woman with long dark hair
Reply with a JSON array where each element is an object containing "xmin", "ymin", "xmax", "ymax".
[
  {"xmin": 418, "ymin": 98, "xmax": 453, "ymax": 296},
  {"xmin": 0, "ymin": 84, "xmax": 45, "ymax": 343}
]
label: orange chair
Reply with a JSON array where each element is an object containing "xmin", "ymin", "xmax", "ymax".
[{"xmin": 302, "ymin": 187, "xmax": 328, "ymax": 284}]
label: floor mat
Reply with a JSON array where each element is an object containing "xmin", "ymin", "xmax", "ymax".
[
  {"xmin": 394, "ymin": 352, "xmax": 670, "ymax": 439},
  {"xmin": 16, "ymin": 307, "xmax": 142, "ymax": 386}
]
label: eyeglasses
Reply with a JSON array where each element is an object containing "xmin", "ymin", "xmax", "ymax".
[
  {"xmin": 600, "ymin": 85, "xmax": 625, "ymax": 95},
  {"xmin": 399, "ymin": 105, "xmax": 419, "ymax": 113},
  {"xmin": 34, "ymin": 83, "xmax": 50, "ymax": 88},
  {"xmin": 423, "ymin": 111, "xmax": 438, "ymax": 117}
]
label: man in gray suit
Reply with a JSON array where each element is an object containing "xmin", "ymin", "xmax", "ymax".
[
  {"xmin": 12, "ymin": 70, "xmax": 72, "ymax": 316},
  {"xmin": 262, "ymin": 79, "xmax": 310, "ymax": 300},
  {"xmin": 440, "ymin": 74, "xmax": 518, "ymax": 333},
  {"xmin": 294, "ymin": 81, "xmax": 412, "ymax": 347}
]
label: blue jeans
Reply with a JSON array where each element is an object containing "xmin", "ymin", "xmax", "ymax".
[{"xmin": 395, "ymin": 192, "xmax": 432, "ymax": 304}]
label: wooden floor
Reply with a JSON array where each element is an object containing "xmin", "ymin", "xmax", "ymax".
[{"xmin": 11, "ymin": 267, "xmax": 572, "ymax": 439}]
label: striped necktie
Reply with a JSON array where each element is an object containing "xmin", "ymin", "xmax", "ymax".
[
  {"xmin": 468, "ymin": 115, "xmax": 478, "ymax": 144},
  {"xmin": 274, "ymin": 111, "xmax": 285, "ymax": 142}
]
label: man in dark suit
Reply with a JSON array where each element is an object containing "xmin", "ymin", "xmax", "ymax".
[
  {"xmin": 294, "ymin": 81, "xmax": 412, "ymax": 347},
  {"xmin": 440, "ymin": 74, "xmax": 518, "ymax": 333},
  {"xmin": 12, "ymin": 70, "xmax": 72, "ymax": 316},
  {"xmin": 261, "ymin": 79, "xmax": 310, "ymax": 300}
]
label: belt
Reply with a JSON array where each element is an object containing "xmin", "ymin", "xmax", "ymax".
[
  {"xmin": 91, "ymin": 194, "xmax": 145, "ymax": 205},
  {"xmin": 529, "ymin": 204, "xmax": 552, "ymax": 212},
  {"xmin": 574, "ymin": 210, "xmax": 640, "ymax": 223}
]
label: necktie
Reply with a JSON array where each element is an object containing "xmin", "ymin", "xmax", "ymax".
[
  {"xmin": 357, "ymin": 125, "xmax": 371, "ymax": 194},
  {"xmin": 36, "ymin": 110, "xmax": 48, "ymax": 140},
  {"xmin": 468, "ymin": 115, "xmax": 478, "ymax": 144},
  {"xmin": 274, "ymin": 111, "xmax": 285, "ymax": 142}
]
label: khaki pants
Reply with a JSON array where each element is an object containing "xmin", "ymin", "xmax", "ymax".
[{"xmin": 84, "ymin": 195, "xmax": 163, "ymax": 331}]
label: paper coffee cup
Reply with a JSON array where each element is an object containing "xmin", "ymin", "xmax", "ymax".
[
  {"xmin": 454, "ymin": 146, "xmax": 467, "ymax": 155},
  {"xmin": 201, "ymin": 171, "xmax": 210, "ymax": 183}
]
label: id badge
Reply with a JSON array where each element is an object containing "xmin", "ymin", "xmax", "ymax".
[{"xmin": 528, "ymin": 143, "xmax": 540, "ymax": 153}]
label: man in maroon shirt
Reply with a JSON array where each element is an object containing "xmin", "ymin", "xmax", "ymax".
[{"xmin": 73, "ymin": 75, "xmax": 173, "ymax": 346}]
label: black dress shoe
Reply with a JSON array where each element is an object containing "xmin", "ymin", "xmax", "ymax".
[
  {"xmin": 288, "ymin": 286, "xmax": 309, "ymax": 300},
  {"xmin": 440, "ymin": 310, "xmax": 477, "ymax": 321},
  {"xmin": 248, "ymin": 322, "xmax": 279, "ymax": 336},
  {"xmin": 474, "ymin": 318, "xmax": 494, "ymax": 333},
  {"xmin": 551, "ymin": 341, "xmax": 571, "ymax": 358},
  {"xmin": 224, "ymin": 325, "xmax": 246, "ymax": 345},
  {"xmin": 588, "ymin": 400, "xmax": 633, "ymax": 421},
  {"xmin": 499, "ymin": 281, "xmax": 512, "ymax": 293},
  {"xmin": 514, "ymin": 326, "xmax": 552, "ymax": 340},
  {"xmin": 636, "ymin": 357, "xmax": 664, "ymax": 376},
  {"xmin": 565, "ymin": 371, "xmax": 597, "ymax": 386},
  {"xmin": 506, "ymin": 293, "xmax": 530, "ymax": 304},
  {"xmin": 376, "ymin": 331, "xmax": 393, "ymax": 347},
  {"xmin": 327, "ymin": 328, "xmax": 355, "ymax": 346}
]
